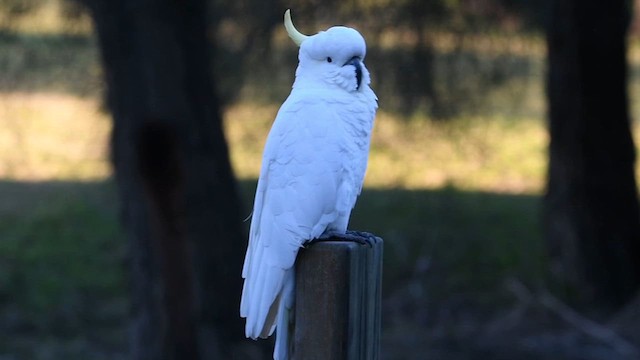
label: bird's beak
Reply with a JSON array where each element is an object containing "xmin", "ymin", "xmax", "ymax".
[{"xmin": 344, "ymin": 56, "xmax": 362, "ymax": 90}]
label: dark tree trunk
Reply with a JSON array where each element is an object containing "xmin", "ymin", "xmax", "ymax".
[
  {"xmin": 546, "ymin": 0, "xmax": 640, "ymax": 309},
  {"xmin": 398, "ymin": 0, "xmax": 438, "ymax": 118},
  {"xmin": 82, "ymin": 0, "xmax": 246, "ymax": 358}
]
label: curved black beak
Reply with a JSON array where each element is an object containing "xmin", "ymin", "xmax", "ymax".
[{"xmin": 344, "ymin": 56, "xmax": 362, "ymax": 90}]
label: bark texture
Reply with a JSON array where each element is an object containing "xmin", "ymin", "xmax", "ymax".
[
  {"xmin": 84, "ymin": 0, "xmax": 246, "ymax": 357},
  {"xmin": 546, "ymin": 0, "xmax": 640, "ymax": 309}
]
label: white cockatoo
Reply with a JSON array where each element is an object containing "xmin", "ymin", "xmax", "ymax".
[{"xmin": 240, "ymin": 10, "xmax": 378, "ymax": 359}]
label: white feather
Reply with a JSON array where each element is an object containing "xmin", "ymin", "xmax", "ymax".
[{"xmin": 240, "ymin": 21, "xmax": 378, "ymax": 359}]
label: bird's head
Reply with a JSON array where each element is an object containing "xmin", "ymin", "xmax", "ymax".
[{"xmin": 285, "ymin": 10, "xmax": 370, "ymax": 93}]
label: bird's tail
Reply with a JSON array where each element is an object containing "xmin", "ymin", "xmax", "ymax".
[{"xmin": 274, "ymin": 269, "xmax": 295, "ymax": 360}]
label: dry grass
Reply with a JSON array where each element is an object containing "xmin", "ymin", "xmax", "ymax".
[
  {"xmin": 8, "ymin": 92, "xmax": 640, "ymax": 199},
  {"xmin": 11, "ymin": 93, "xmax": 640, "ymax": 197},
  {"xmin": 0, "ymin": 92, "xmax": 111, "ymax": 180},
  {"xmin": 225, "ymin": 102, "xmax": 548, "ymax": 193},
  {"xmin": 0, "ymin": 91, "xmax": 546, "ymax": 191},
  {"xmin": 0, "ymin": 1, "xmax": 92, "ymax": 35}
]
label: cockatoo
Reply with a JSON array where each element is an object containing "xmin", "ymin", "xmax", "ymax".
[{"xmin": 240, "ymin": 10, "xmax": 378, "ymax": 359}]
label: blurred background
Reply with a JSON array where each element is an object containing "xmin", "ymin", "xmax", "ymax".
[{"xmin": 2, "ymin": 0, "xmax": 640, "ymax": 359}]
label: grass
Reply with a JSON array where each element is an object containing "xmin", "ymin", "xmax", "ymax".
[
  {"xmin": 0, "ymin": 91, "xmax": 551, "ymax": 357},
  {"xmin": 0, "ymin": 31, "xmax": 101, "ymax": 96},
  {"xmin": 0, "ymin": 91, "xmax": 550, "ymax": 190},
  {"xmin": 225, "ymin": 103, "xmax": 548, "ymax": 193},
  {"xmin": 0, "ymin": 0, "xmax": 92, "ymax": 35},
  {"xmin": 0, "ymin": 181, "xmax": 127, "ymax": 358},
  {"xmin": 351, "ymin": 187, "xmax": 545, "ymax": 292},
  {"xmin": 0, "ymin": 93, "xmax": 111, "ymax": 180}
]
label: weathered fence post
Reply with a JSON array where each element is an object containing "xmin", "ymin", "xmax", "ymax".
[{"xmin": 292, "ymin": 235, "xmax": 383, "ymax": 360}]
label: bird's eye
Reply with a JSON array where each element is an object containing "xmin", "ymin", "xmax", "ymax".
[{"xmin": 326, "ymin": 57, "xmax": 332, "ymax": 63}]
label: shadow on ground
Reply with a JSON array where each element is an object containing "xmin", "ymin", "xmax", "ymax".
[{"xmin": 0, "ymin": 179, "xmax": 636, "ymax": 359}]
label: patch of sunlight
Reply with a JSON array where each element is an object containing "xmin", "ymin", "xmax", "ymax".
[
  {"xmin": 224, "ymin": 103, "xmax": 550, "ymax": 194},
  {"xmin": 6, "ymin": 97, "xmax": 640, "ymax": 193},
  {"xmin": 366, "ymin": 112, "xmax": 548, "ymax": 193},
  {"xmin": 224, "ymin": 104, "xmax": 278, "ymax": 180},
  {"xmin": 0, "ymin": 1, "xmax": 92, "ymax": 35},
  {"xmin": 0, "ymin": 92, "xmax": 111, "ymax": 181}
]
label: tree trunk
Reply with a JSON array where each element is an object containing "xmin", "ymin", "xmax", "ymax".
[
  {"xmin": 83, "ymin": 0, "xmax": 246, "ymax": 358},
  {"xmin": 546, "ymin": 0, "xmax": 640, "ymax": 309}
]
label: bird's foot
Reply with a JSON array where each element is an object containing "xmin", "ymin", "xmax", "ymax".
[{"xmin": 311, "ymin": 230, "xmax": 377, "ymax": 247}]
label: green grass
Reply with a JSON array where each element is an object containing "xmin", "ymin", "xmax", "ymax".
[
  {"xmin": 0, "ymin": 181, "xmax": 126, "ymax": 358},
  {"xmin": 0, "ymin": 179, "xmax": 544, "ymax": 358},
  {"xmin": 237, "ymin": 180, "xmax": 546, "ymax": 318},
  {"xmin": 1, "ymin": 200, "xmax": 121, "ymax": 313},
  {"xmin": 351, "ymin": 187, "xmax": 544, "ymax": 289}
]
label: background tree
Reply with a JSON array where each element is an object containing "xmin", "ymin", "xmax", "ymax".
[
  {"xmin": 80, "ymin": 0, "xmax": 247, "ymax": 357},
  {"xmin": 545, "ymin": 0, "xmax": 640, "ymax": 309}
]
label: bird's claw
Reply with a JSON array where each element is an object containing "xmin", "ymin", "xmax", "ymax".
[{"xmin": 310, "ymin": 230, "xmax": 377, "ymax": 247}]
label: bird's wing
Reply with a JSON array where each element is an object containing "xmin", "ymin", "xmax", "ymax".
[{"xmin": 240, "ymin": 95, "xmax": 346, "ymax": 338}]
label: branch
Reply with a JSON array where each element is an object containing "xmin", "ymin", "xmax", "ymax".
[
  {"xmin": 538, "ymin": 291, "xmax": 639, "ymax": 358},
  {"xmin": 506, "ymin": 278, "xmax": 639, "ymax": 358}
]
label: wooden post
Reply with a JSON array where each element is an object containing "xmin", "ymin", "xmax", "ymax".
[{"xmin": 292, "ymin": 235, "xmax": 383, "ymax": 360}]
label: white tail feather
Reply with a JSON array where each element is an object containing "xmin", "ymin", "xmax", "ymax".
[{"xmin": 274, "ymin": 269, "xmax": 295, "ymax": 359}]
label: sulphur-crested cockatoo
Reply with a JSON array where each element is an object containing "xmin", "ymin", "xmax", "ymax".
[{"xmin": 240, "ymin": 10, "xmax": 378, "ymax": 359}]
